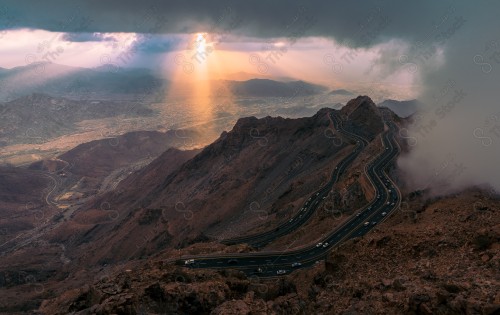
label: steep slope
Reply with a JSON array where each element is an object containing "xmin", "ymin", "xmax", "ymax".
[
  {"xmin": 341, "ymin": 95, "xmax": 385, "ymax": 140},
  {"xmin": 58, "ymin": 130, "xmax": 202, "ymax": 178},
  {"xmin": 0, "ymin": 166, "xmax": 51, "ymax": 248},
  {"xmin": 60, "ymin": 108, "xmax": 360, "ymax": 265}
]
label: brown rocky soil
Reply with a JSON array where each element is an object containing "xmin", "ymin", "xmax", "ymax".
[{"xmin": 37, "ymin": 189, "xmax": 499, "ymax": 314}]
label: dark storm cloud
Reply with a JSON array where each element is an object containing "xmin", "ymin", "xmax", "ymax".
[
  {"xmin": 131, "ymin": 35, "xmax": 182, "ymax": 53},
  {"xmin": 61, "ymin": 32, "xmax": 117, "ymax": 42},
  {"xmin": 0, "ymin": 0, "xmax": 478, "ymax": 48}
]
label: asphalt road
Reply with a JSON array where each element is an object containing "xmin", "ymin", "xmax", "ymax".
[{"xmin": 178, "ymin": 113, "xmax": 402, "ymax": 277}]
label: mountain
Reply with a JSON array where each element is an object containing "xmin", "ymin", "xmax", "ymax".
[
  {"xmin": 222, "ymin": 79, "xmax": 328, "ymax": 97},
  {"xmin": 58, "ymin": 130, "xmax": 202, "ymax": 178},
  {"xmin": 378, "ymin": 99, "xmax": 422, "ymax": 118},
  {"xmin": 0, "ymin": 97, "xmax": 407, "ymax": 313},
  {"xmin": 56, "ymin": 107, "xmax": 375, "ymax": 266},
  {"xmin": 328, "ymin": 89, "xmax": 354, "ymax": 96},
  {"xmin": 0, "ymin": 62, "xmax": 166, "ymax": 101},
  {"xmin": 222, "ymin": 71, "xmax": 295, "ymax": 82},
  {"xmin": 48, "ymin": 97, "xmax": 395, "ymax": 270},
  {"xmin": 340, "ymin": 95, "xmax": 385, "ymax": 140},
  {"xmin": 0, "ymin": 93, "xmax": 153, "ymax": 146}
]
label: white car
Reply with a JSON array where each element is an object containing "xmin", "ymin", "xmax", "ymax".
[
  {"xmin": 364, "ymin": 221, "xmax": 370, "ymax": 226},
  {"xmin": 372, "ymin": 221, "xmax": 377, "ymax": 225},
  {"xmin": 276, "ymin": 270, "xmax": 287, "ymax": 275},
  {"xmin": 316, "ymin": 242, "xmax": 323, "ymax": 247},
  {"xmin": 184, "ymin": 259, "xmax": 195, "ymax": 265},
  {"xmin": 322, "ymin": 242, "xmax": 329, "ymax": 248},
  {"xmin": 381, "ymin": 212, "xmax": 387, "ymax": 216},
  {"xmin": 291, "ymin": 262, "xmax": 302, "ymax": 268}
]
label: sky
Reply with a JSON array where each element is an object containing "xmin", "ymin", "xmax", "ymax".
[{"xmin": 1, "ymin": 0, "xmax": 500, "ymax": 194}]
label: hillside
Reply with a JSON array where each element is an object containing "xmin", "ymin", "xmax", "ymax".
[{"xmin": 37, "ymin": 189, "xmax": 499, "ymax": 314}]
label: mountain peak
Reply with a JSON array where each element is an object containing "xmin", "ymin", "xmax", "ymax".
[{"xmin": 340, "ymin": 95, "xmax": 384, "ymax": 140}]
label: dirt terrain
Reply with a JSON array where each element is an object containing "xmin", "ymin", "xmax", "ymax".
[{"xmin": 37, "ymin": 189, "xmax": 499, "ymax": 315}]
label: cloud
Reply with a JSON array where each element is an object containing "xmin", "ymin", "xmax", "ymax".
[
  {"xmin": 0, "ymin": 1, "xmax": 476, "ymax": 47},
  {"xmin": 131, "ymin": 35, "xmax": 183, "ymax": 53},
  {"xmin": 61, "ymin": 32, "xmax": 117, "ymax": 42}
]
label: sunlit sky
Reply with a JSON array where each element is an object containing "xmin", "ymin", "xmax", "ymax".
[{"xmin": 0, "ymin": 28, "xmax": 420, "ymax": 99}]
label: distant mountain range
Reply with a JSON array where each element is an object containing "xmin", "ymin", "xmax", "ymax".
[
  {"xmin": 0, "ymin": 62, "xmax": 165, "ymax": 101},
  {"xmin": 378, "ymin": 99, "xmax": 422, "ymax": 118},
  {"xmin": 220, "ymin": 79, "xmax": 328, "ymax": 98},
  {"xmin": 0, "ymin": 63, "xmax": 329, "ymax": 101},
  {"xmin": 328, "ymin": 89, "xmax": 354, "ymax": 96}
]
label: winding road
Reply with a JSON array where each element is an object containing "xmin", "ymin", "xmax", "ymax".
[{"xmin": 178, "ymin": 111, "xmax": 402, "ymax": 277}]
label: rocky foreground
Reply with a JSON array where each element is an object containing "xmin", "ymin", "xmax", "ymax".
[{"xmin": 39, "ymin": 189, "xmax": 499, "ymax": 314}]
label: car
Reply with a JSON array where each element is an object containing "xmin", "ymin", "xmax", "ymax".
[
  {"xmin": 356, "ymin": 212, "xmax": 361, "ymax": 217},
  {"xmin": 368, "ymin": 207, "xmax": 372, "ymax": 210},
  {"xmin": 316, "ymin": 193, "xmax": 319, "ymax": 196},
  {"xmin": 276, "ymin": 270, "xmax": 287, "ymax": 275},
  {"xmin": 289, "ymin": 218, "xmax": 294, "ymax": 222},
  {"xmin": 381, "ymin": 212, "xmax": 387, "ymax": 216},
  {"xmin": 255, "ymin": 267, "xmax": 263, "ymax": 273},
  {"xmin": 364, "ymin": 221, "xmax": 370, "ymax": 226},
  {"xmin": 377, "ymin": 195, "xmax": 380, "ymax": 199},
  {"xmin": 372, "ymin": 221, "xmax": 377, "ymax": 225},
  {"xmin": 388, "ymin": 189, "xmax": 392, "ymax": 192},
  {"xmin": 387, "ymin": 202, "xmax": 390, "ymax": 205},
  {"xmin": 322, "ymin": 242, "xmax": 329, "ymax": 248},
  {"xmin": 316, "ymin": 242, "xmax": 323, "ymax": 247},
  {"xmin": 184, "ymin": 259, "xmax": 195, "ymax": 265},
  {"xmin": 228, "ymin": 259, "xmax": 238, "ymax": 264},
  {"xmin": 291, "ymin": 262, "xmax": 302, "ymax": 268},
  {"xmin": 322, "ymin": 196, "xmax": 326, "ymax": 200},
  {"xmin": 391, "ymin": 203, "xmax": 395, "ymax": 206}
]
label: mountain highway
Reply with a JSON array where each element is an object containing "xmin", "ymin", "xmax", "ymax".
[{"xmin": 177, "ymin": 112, "xmax": 402, "ymax": 277}]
